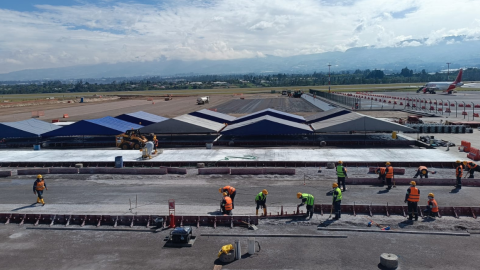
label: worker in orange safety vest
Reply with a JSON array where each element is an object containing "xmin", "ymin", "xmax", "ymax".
[
  {"xmin": 464, "ymin": 161, "xmax": 480, "ymax": 178},
  {"xmin": 404, "ymin": 181, "xmax": 420, "ymax": 221},
  {"xmin": 219, "ymin": 186, "xmax": 236, "ymax": 209},
  {"xmin": 455, "ymin": 160, "xmax": 463, "ymax": 189},
  {"xmin": 220, "ymin": 192, "xmax": 233, "ymax": 215},
  {"xmin": 33, "ymin": 175, "xmax": 48, "ymax": 205},
  {"xmin": 385, "ymin": 162, "xmax": 394, "ymax": 190},
  {"xmin": 423, "ymin": 193, "xmax": 439, "ymax": 218}
]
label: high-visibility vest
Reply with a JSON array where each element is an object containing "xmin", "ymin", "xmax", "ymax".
[
  {"xmin": 377, "ymin": 167, "xmax": 386, "ymax": 175},
  {"xmin": 255, "ymin": 192, "xmax": 266, "ymax": 202},
  {"xmin": 333, "ymin": 187, "xmax": 342, "ymax": 202},
  {"xmin": 456, "ymin": 166, "xmax": 463, "ymax": 177},
  {"xmin": 301, "ymin": 193, "xmax": 315, "ymax": 206},
  {"xmin": 407, "ymin": 187, "xmax": 420, "ymax": 202},
  {"xmin": 35, "ymin": 180, "xmax": 45, "ymax": 191},
  {"xmin": 468, "ymin": 162, "xmax": 478, "ymax": 170},
  {"xmin": 336, "ymin": 165, "xmax": 345, "ymax": 177},
  {"xmin": 223, "ymin": 186, "xmax": 236, "ymax": 195},
  {"xmin": 429, "ymin": 199, "xmax": 438, "ymax": 213},
  {"xmin": 386, "ymin": 166, "xmax": 394, "ymax": 178},
  {"xmin": 224, "ymin": 197, "xmax": 233, "ymax": 211}
]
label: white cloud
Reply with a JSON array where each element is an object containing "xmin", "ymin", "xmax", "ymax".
[{"xmin": 0, "ymin": 0, "xmax": 479, "ymax": 73}]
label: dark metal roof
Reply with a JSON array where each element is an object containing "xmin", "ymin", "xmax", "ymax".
[
  {"xmin": 189, "ymin": 109, "xmax": 236, "ymax": 124},
  {"xmin": 42, "ymin": 116, "xmax": 143, "ymax": 137},
  {"xmin": 222, "ymin": 115, "xmax": 313, "ymax": 136},
  {"xmin": 305, "ymin": 108, "xmax": 352, "ymax": 124},
  {"xmin": 310, "ymin": 113, "xmax": 415, "ymax": 132},
  {"xmin": 115, "ymin": 111, "xmax": 168, "ymax": 126},
  {"xmin": 0, "ymin": 119, "xmax": 61, "ymax": 138},
  {"xmin": 231, "ymin": 108, "xmax": 305, "ymax": 124},
  {"xmin": 139, "ymin": 119, "xmax": 218, "ymax": 134},
  {"xmin": 174, "ymin": 114, "xmax": 226, "ymax": 132}
]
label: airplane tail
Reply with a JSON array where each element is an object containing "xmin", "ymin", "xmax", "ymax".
[{"xmin": 454, "ymin": 69, "xmax": 463, "ymax": 84}]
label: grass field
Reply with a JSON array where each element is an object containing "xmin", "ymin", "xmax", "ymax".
[{"xmin": 2, "ymin": 83, "xmax": 480, "ymax": 102}]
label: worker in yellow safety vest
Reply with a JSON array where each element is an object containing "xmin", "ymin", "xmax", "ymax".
[
  {"xmin": 332, "ymin": 183, "xmax": 342, "ymax": 220},
  {"xmin": 297, "ymin": 192, "xmax": 315, "ymax": 219},
  {"xmin": 404, "ymin": 181, "xmax": 420, "ymax": 221},
  {"xmin": 336, "ymin": 161, "xmax": 348, "ymax": 191},
  {"xmin": 33, "ymin": 175, "xmax": 48, "ymax": 205},
  {"xmin": 255, "ymin": 189, "xmax": 268, "ymax": 216}
]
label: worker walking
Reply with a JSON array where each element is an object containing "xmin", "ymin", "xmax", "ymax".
[
  {"xmin": 423, "ymin": 193, "xmax": 439, "ymax": 219},
  {"xmin": 219, "ymin": 186, "xmax": 236, "ymax": 209},
  {"xmin": 464, "ymin": 161, "xmax": 480, "ymax": 178},
  {"xmin": 297, "ymin": 192, "xmax": 315, "ymax": 219},
  {"xmin": 336, "ymin": 161, "xmax": 348, "ymax": 191},
  {"xmin": 332, "ymin": 183, "xmax": 342, "ymax": 220},
  {"xmin": 413, "ymin": 166, "xmax": 435, "ymax": 178},
  {"xmin": 455, "ymin": 160, "xmax": 463, "ymax": 189},
  {"xmin": 385, "ymin": 162, "xmax": 394, "ymax": 190},
  {"xmin": 404, "ymin": 181, "xmax": 420, "ymax": 221},
  {"xmin": 33, "ymin": 175, "xmax": 47, "ymax": 205},
  {"xmin": 220, "ymin": 192, "xmax": 233, "ymax": 215},
  {"xmin": 255, "ymin": 189, "xmax": 268, "ymax": 216},
  {"xmin": 153, "ymin": 135, "xmax": 159, "ymax": 154},
  {"xmin": 376, "ymin": 167, "xmax": 386, "ymax": 184}
]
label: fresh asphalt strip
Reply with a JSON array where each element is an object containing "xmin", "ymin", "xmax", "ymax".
[
  {"xmin": 201, "ymin": 234, "xmax": 347, "ymax": 238},
  {"xmin": 316, "ymin": 227, "xmax": 470, "ymax": 236}
]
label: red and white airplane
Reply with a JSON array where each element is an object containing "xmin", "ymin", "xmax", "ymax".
[{"xmin": 417, "ymin": 69, "xmax": 464, "ymax": 94}]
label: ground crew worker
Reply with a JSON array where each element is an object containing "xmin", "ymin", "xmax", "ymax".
[
  {"xmin": 332, "ymin": 183, "xmax": 342, "ymax": 220},
  {"xmin": 464, "ymin": 161, "xmax": 480, "ymax": 178},
  {"xmin": 220, "ymin": 192, "xmax": 233, "ymax": 215},
  {"xmin": 385, "ymin": 162, "xmax": 394, "ymax": 190},
  {"xmin": 404, "ymin": 181, "xmax": 420, "ymax": 221},
  {"xmin": 153, "ymin": 135, "xmax": 158, "ymax": 154},
  {"xmin": 413, "ymin": 166, "xmax": 429, "ymax": 178},
  {"xmin": 455, "ymin": 160, "xmax": 463, "ymax": 189},
  {"xmin": 33, "ymin": 175, "xmax": 47, "ymax": 205},
  {"xmin": 423, "ymin": 193, "xmax": 439, "ymax": 218},
  {"xmin": 219, "ymin": 186, "xmax": 236, "ymax": 209},
  {"xmin": 255, "ymin": 189, "xmax": 268, "ymax": 216},
  {"xmin": 297, "ymin": 192, "xmax": 315, "ymax": 219},
  {"xmin": 376, "ymin": 167, "xmax": 386, "ymax": 183},
  {"xmin": 336, "ymin": 161, "xmax": 348, "ymax": 191}
]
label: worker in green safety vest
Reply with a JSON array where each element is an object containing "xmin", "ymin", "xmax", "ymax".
[
  {"xmin": 297, "ymin": 192, "xmax": 315, "ymax": 219},
  {"xmin": 336, "ymin": 161, "xmax": 348, "ymax": 192},
  {"xmin": 255, "ymin": 189, "xmax": 268, "ymax": 216},
  {"xmin": 332, "ymin": 183, "xmax": 342, "ymax": 220}
]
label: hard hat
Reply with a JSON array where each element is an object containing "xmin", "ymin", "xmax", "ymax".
[
  {"xmin": 385, "ymin": 162, "xmax": 391, "ymax": 166},
  {"xmin": 332, "ymin": 183, "xmax": 339, "ymax": 188},
  {"xmin": 421, "ymin": 170, "xmax": 427, "ymax": 175},
  {"xmin": 428, "ymin": 193, "xmax": 434, "ymax": 198},
  {"xmin": 219, "ymin": 188, "xmax": 222, "ymax": 193},
  {"xmin": 262, "ymin": 189, "xmax": 268, "ymax": 195},
  {"xmin": 297, "ymin": 192, "xmax": 302, "ymax": 199},
  {"xmin": 410, "ymin": 181, "xmax": 416, "ymax": 186},
  {"xmin": 222, "ymin": 192, "xmax": 228, "ymax": 196},
  {"xmin": 463, "ymin": 161, "xmax": 468, "ymax": 165},
  {"xmin": 37, "ymin": 174, "xmax": 42, "ymax": 179},
  {"xmin": 338, "ymin": 161, "xmax": 343, "ymax": 164},
  {"xmin": 456, "ymin": 160, "xmax": 461, "ymax": 163}
]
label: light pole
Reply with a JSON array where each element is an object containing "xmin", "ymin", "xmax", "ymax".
[
  {"xmin": 472, "ymin": 102, "xmax": 475, "ymax": 120},
  {"xmin": 463, "ymin": 101, "xmax": 466, "ymax": 119},
  {"xmin": 435, "ymin": 99, "xmax": 438, "ymax": 113},
  {"xmin": 455, "ymin": 101, "xmax": 458, "ymax": 118},
  {"xmin": 328, "ymin": 64, "xmax": 332, "ymax": 93},
  {"xmin": 440, "ymin": 99, "xmax": 444, "ymax": 115},
  {"xmin": 446, "ymin": 62, "xmax": 451, "ymax": 80}
]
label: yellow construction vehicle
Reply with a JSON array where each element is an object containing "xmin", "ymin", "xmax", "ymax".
[{"xmin": 116, "ymin": 129, "xmax": 149, "ymax": 150}]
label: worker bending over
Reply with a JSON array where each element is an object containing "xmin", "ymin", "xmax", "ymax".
[
  {"xmin": 255, "ymin": 189, "xmax": 268, "ymax": 216},
  {"xmin": 464, "ymin": 161, "xmax": 480, "ymax": 178},
  {"xmin": 33, "ymin": 175, "xmax": 48, "ymax": 205},
  {"xmin": 455, "ymin": 160, "xmax": 463, "ymax": 189},
  {"xmin": 336, "ymin": 161, "xmax": 348, "ymax": 191},
  {"xmin": 423, "ymin": 193, "xmax": 439, "ymax": 218},
  {"xmin": 376, "ymin": 167, "xmax": 386, "ymax": 184},
  {"xmin": 219, "ymin": 186, "xmax": 236, "ymax": 209},
  {"xmin": 404, "ymin": 181, "xmax": 420, "ymax": 221},
  {"xmin": 385, "ymin": 162, "xmax": 394, "ymax": 190},
  {"xmin": 413, "ymin": 166, "xmax": 435, "ymax": 179},
  {"xmin": 297, "ymin": 192, "xmax": 315, "ymax": 219},
  {"xmin": 220, "ymin": 192, "xmax": 233, "ymax": 215},
  {"xmin": 332, "ymin": 183, "xmax": 342, "ymax": 220}
]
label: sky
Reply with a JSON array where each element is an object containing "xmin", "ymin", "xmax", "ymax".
[{"xmin": 1, "ymin": 0, "xmax": 480, "ymax": 74}]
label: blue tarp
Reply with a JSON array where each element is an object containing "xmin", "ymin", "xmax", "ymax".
[
  {"xmin": 115, "ymin": 111, "xmax": 168, "ymax": 126},
  {"xmin": 222, "ymin": 116, "xmax": 313, "ymax": 136},
  {"xmin": 231, "ymin": 108, "xmax": 305, "ymax": 124},
  {"xmin": 42, "ymin": 116, "xmax": 143, "ymax": 137},
  {"xmin": 0, "ymin": 119, "xmax": 61, "ymax": 138}
]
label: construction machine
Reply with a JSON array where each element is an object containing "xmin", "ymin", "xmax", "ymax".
[
  {"xmin": 165, "ymin": 94, "xmax": 172, "ymax": 101},
  {"xmin": 197, "ymin": 96, "xmax": 210, "ymax": 104},
  {"xmin": 116, "ymin": 129, "xmax": 149, "ymax": 150},
  {"xmin": 292, "ymin": 90, "xmax": 303, "ymax": 98}
]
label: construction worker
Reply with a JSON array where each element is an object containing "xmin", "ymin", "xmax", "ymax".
[
  {"xmin": 336, "ymin": 161, "xmax": 348, "ymax": 191},
  {"xmin": 464, "ymin": 161, "xmax": 480, "ymax": 178},
  {"xmin": 413, "ymin": 166, "xmax": 431, "ymax": 178},
  {"xmin": 376, "ymin": 167, "xmax": 386, "ymax": 183},
  {"xmin": 297, "ymin": 192, "xmax": 315, "ymax": 219},
  {"xmin": 423, "ymin": 193, "xmax": 439, "ymax": 218},
  {"xmin": 332, "ymin": 183, "xmax": 342, "ymax": 220},
  {"xmin": 404, "ymin": 181, "xmax": 420, "ymax": 221},
  {"xmin": 33, "ymin": 175, "xmax": 47, "ymax": 205},
  {"xmin": 455, "ymin": 160, "xmax": 463, "ymax": 189},
  {"xmin": 219, "ymin": 186, "xmax": 236, "ymax": 209},
  {"xmin": 385, "ymin": 162, "xmax": 394, "ymax": 190},
  {"xmin": 153, "ymin": 135, "xmax": 158, "ymax": 154},
  {"xmin": 255, "ymin": 189, "xmax": 268, "ymax": 216},
  {"xmin": 220, "ymin": 192, "xmax": 233, "ymax": 215}
]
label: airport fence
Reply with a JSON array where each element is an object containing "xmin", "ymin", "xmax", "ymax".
[{"xmin": 309, "ymin": 89, "xmax": 362, "ymax": 109}]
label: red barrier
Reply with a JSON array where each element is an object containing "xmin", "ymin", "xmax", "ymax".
[
  {"xmin": 166, "ymin": 167, "xmax": 187, "ymax": 175},
  {"xmin": 263, "ymin": 168, "xmax": 296, "ymax": 175},
  {"xmin": 368, "ymin": 167, "xmax": 405, "ymax": 175},
  {"xmin": 467, "ymin": 147, "xmax": 480, "ymax": 161},
  {"xmin": 17, "ymin": 169, "xmax": 49, "ymax": 176},
  {"xmin": 0, "ymin": 171, "xmax": 12, "ymax": 177},
  {"xmin": 198, "ymin": 168, "xmax": 231, "ymax": 175},
  {"xmin": 49, "ymin": 168, "xmax": 79, "ymax": 174},
  {"xmin": 230, "ymin": 168, "xmax": 264, "ymax": 175},
  {"xmin": 460, "ymin": 141, "xmax": 471, "ymax": 152}
]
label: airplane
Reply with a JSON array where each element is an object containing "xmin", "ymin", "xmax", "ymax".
[{"xmin": 416, "ymin": 69, "xmax": 464, "ymax": 94}]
